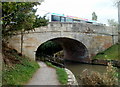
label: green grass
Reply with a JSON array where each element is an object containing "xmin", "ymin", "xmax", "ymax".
[
  {"xmin": 56, "ymin": 67, "xmax": 68, "ymax": 84},
  {"xmin": 3, "ymin": 55, "xmax": 40, "ymax": 85},
  {"xmin": 46, "ymin": 62, "xmax": 68, "ymax": 85},
  {"xmin": 93, "ymin": 43, "xmax": 120, "ymax": 61}
]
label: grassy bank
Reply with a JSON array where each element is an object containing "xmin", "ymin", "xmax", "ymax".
[
  {"xmin": 3, "ymin": 56, "xmax": 39, "ymax": 85},
  {"xmin": 2, "ymin": 43, "xmax": 39, "ymax": 85},
  {"xmin": 92, "ymin": 43, "xmax": 120, "ymax": 83},
  {"xmin": 46, "ymin": 62, "xmax": 68, "ymax": 85},
  {"xmin": 93, "ymin": 43, "xmax": 120, "ymax": 61}
]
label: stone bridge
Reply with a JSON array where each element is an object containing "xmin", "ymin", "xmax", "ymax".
[{"xmin": 7, "ymin": 22, "xmax": 118, "ymax": 62}]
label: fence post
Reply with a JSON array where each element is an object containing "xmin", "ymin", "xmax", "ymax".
[{"xmin": 21, "ymin": 30, "xmax": 23, "ymax": 54}]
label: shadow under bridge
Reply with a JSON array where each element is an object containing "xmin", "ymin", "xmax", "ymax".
[{"xmin": 36, "ymin": 37, "xmax": 89, "ymax": 63}]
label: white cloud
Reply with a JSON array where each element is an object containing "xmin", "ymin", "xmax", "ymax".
[{"xmin": 36, "ymin": 0, "xmax": 118, "ymax": 24}]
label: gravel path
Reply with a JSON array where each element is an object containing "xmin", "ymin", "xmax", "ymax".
[{"xmin": 26, "ymin": 61, "xmax": 60, "ymax": 85}]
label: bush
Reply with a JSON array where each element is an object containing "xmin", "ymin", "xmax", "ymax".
[
  {"xmin": 2, "ymin": 42, "xmax": 40, "ymax": 86},
  {"xmin": 79, "ymin": 63, "xmax": 118, "ymax": 87}
]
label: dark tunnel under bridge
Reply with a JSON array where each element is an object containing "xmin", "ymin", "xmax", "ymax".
[{"xmin": 35, "ymin": 37, "xmax": 90, "ymax": 62}]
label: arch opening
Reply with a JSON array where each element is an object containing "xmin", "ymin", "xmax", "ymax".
[
  {"xmin": 36, "ymin": 40, "xmax": 63, "ymax": 59},
  {"xmin": 36, "ymin": 37, "xmax": 89, "ymax": 63}
]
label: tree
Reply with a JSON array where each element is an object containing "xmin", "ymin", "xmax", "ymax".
[
  {"xmin": 118, "ymin": 1, "xmax": 120, "ymax": 43},
  {"xmin": 114, "ymin": 0, "xmax": 120, "ymax": 43},
  {"xmin": 107, "ymin": 19, "xmax": 118, "ymax": 26},
  {"xmin": 2, "ymin": 2, "xmax": 48, "ymax": 38},
  {"xmin": 92, "ymin": 12, "xmax": 97, "ymax": 21},
  {"xmin": 114, "ymin": 0, "xmax": 120, "ymax": 6}
]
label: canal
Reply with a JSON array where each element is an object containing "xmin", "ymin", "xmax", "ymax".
[{"xmin": 65, "ymin": 61, "xmax": 120, "ymax": 85}]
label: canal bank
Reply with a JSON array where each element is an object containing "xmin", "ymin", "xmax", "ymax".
[
  {"xmin": 65, "ymin": 61, "xmax": 120, "ymax": 85},
  {"xmin": 65, "ymin": 68, "xmax": 78, "ymax": 86},
  {"xmin": 26, "ymin": 61, "xmax": 79, "ymax": 86}
]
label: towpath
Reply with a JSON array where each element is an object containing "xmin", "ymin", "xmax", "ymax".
[{"xmin": 26, "ymin": 61, "xmax": 60, "ymax": 85}]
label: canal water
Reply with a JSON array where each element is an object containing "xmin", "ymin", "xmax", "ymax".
[{"xmin": 65, "ymin": 61, "xmax": 120, "ymax": 85}]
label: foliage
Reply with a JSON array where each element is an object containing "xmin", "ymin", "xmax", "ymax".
[
  {"xmin": 118, "ymin": 72, "xmax": 120, "ymax": 83},
  {"xmin": 40, "ymin": 41, "xmax": 61, "ymax": 50},
  {"xmin": 93, "ymin": 43, "xmax": 120, "ymax": 61},
  {"xmin": 33, "ymin": 16, "xmax": 48, "ymax": 28},
  {"xmin": 92, "ymin": 12, "xmax": 97, "ymax": 21},
  {"xmin": 46, "ymin": 62, "xmax": 68, "ymax": 84},
  {"xmin": 2, "ymin": 2, "xmax": 48, "ymax": 38},
  {"xmin": 46, "ymin": 61, "xmax": 57, "ymax": 68},
  {"xmin": 54, "ymin": 51, "xmax": 64, "ymax": 58},
  {"xmin": 108, "ymin": 19, "xmax": 118, "ymax": 27},
  {"xmin": 3, "ymin": 59, "xmax": 39, "ymax": 85},
  {"xmin": 56, "ymin": 67, "xmax": 68, "ymax": 85},
  {"xmin": 79, "ymin": 63, "xmax": 118, "ymax": 87},
  {"xmin": 114, "ymin": 0, "xmax": 120, "ymax": 6},
  {"xmin": 2, "ymin": 44, "xmax": 40, "ymax": 85},
  {"xmin": 36, "ymin": 41, "xmax": 62, "ymax": 57}
]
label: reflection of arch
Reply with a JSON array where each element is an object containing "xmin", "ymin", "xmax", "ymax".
[{"xmin": 36, "ymin": 37, "xmax": 89, "ymax": 62}]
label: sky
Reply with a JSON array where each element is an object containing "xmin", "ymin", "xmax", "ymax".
[{"xmin": 35, "ymin": 0, "xmax": 118, "ymax": 25}]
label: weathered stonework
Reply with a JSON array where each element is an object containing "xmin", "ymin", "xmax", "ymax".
[
  {"xmin": 7, "ymin": 22, "xmax": 118, "ymax": 61},
  {"xmin": 65, "ymin": 68, "xmax": 78, "ymax": 86}
]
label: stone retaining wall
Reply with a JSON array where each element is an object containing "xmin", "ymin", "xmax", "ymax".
[
  {"xmin": 91, "ymin": 59, "xmax": 120, "ymax": 67},
  {"xmin": 65, "ymin": 68, "xmax": 78, "ymax": 86}
]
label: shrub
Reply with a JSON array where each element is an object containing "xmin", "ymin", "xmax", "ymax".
[{"xmin": 79, "ymin": 63, "xmax": 118, "ymax": 87}]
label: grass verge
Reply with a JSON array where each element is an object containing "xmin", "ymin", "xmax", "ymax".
[
  {"xmin": 2, "ymin": 53, "xmax": 39, "ymax": 86},
  {"xmin": 93, "ymin": 43, "xmax": 120, "ymax": 61},
  {"xmin": 46, "ymin": 62, "xmax": 68, "ymax": 85}
]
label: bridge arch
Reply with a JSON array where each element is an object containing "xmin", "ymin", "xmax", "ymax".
[
  {"xmin": 6, "ymin": 22, "xmax": 113, "ymax": 61},
  {"xmin": 35, "ymin": 37, "xmax": 89, "ymax": 62}
]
